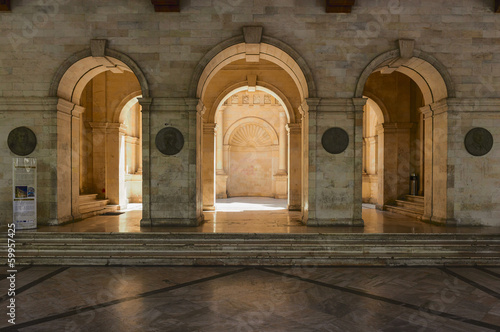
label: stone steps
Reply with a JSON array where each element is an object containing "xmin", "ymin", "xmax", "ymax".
[
  {"xmin": 6, "ymin": 232, "xmax": 500, "ymax": 266},
  {"xmin": 79, "ymin": 194, "xmax": 112, "ymax": 219},
  {"xmin": 405, "ymin": 195, "xmax": 424, "ymax": 204},
  {"xmin": 385, "ymin": 195, "xmax": 424, "ymax": 219}
]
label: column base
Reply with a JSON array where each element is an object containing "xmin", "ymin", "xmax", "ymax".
[
  {"xmin": 141, "ymin": 216, "xmax": 203, "ymax": 227},
  {"xmin": 203, "ymin": 205, "xmax": 215, "ymax": 211},
  {"xmin": 50, "ymin": 215, "xmax": 75, "ymax": 225},
  {"xmin": 306, "ymin": 218, "xmax": 364, "ymax": 227},
  {"xmin": 287, "ymin": 204, "xmax": 301, "ymax": 211},
  {"xmin": 421, "ymin": 215, "xmax": 456, "ymax": 226},
  {"xmin": 47, "ymin": 219, "xmax": 62, "ymax": 226}
]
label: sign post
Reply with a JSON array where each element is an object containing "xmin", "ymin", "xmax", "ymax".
[{"xmin": 12, "ymin": 158, "xmax": 37, "ymax": 229}]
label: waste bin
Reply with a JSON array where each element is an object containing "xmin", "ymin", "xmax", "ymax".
[{"xmin": 410, "ymin": 173, "xmax": 418, "ymax": 196}]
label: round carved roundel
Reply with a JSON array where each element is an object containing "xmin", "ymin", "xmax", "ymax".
[
  {"xmin": 155, "ymin": 127, "xmax": 184, "ymax": 156},
  {"xmin": 8, "ymin": 127, "xmax": 37, "ymax": 156},
  {"xmin": 321, "ymin": 127, "xmax": 349, "ymax": 154},
  {"xmin": 464, "ymin": 127, "xmax": 493, "ymax": 157}
]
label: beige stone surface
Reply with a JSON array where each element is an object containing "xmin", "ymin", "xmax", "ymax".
[{"xmin": 1, "ymin": 1, "xmax": 500, "ymax": 227}]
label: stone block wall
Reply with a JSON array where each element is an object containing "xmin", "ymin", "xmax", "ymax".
[
  {"xmin": 0, "ymin": 98, "xmax": 58, "ymax": 225},
  {"xmin": 448, "ymin": 99, "xmax": 500, "ymax": 226},
  {"xmin": 1, "ymin": 1, "xmax": 500, "ymax": 226},
  {"xmin": 143, "ymin": 98, "xmax": 199, "ymax": 226},
  {"xmin": 307, "ymin": 98, "xmax": 363, "ymax": 226}
]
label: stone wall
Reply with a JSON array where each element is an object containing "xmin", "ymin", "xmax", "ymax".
[
  {"xmin": 1, "ymin": 0, "xmax": 500, "ymax": 226},
  {"xmin": 0, "ymin": 98, "xmax": 58, "ymax": 225},
  {"xmin": 218, "ymin": 91, "xmax": 284, "ymax": 198},
  {"xmin": 448, "ymin": 99, "xmax": 500, "ymax": 226}
]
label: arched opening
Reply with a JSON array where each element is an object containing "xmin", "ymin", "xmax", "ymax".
[
  {"xmin": 215, "ymin": 87, "xmax": 288, "ymax": 203},
  {"xmin": 194, "ymin": 37, "xmax": 314, "ymax": 224},
  {"xmin": 357, "ymin": 49, "xmax": 454, "ymax": 223},
  {"xmin": 362, "ymin": 72, "xmax": 425, "ymax": 214},
  {"xmin": 52, "ymin": 49, "xmax": 148, "ymax": 224}
]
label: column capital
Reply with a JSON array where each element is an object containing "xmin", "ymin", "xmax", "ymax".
[
  {"xmin": 57, "ymin": 98, "xmax": 85, "ymax": 117},
  {"xmin": 89, "ymin": 121, "xmax": 109, "ymax": 129},
  {"xmin": 137, "ymin": 97, "xmax": 153, "ymax": 112},
  {"xmin": 419, "ymin": 105, "xmax": 433, "ymax": 119},
  {"xmin": 107, "ymin": 122, "xmax": 127, "ymax": 134},
  {"xmin": 286, "ymin": 123, "xmax": 301, "ymax": 133},
  {"xmin": 430, "ymin": 99, "xmax": 449, "ymax": 116},
  {"xmin": 376, "ymin": 122, "xmax": 413, "ymax": 134},
  {"xmin": 203, "ymin": 123, "xmax": 217, "ymax": 135},
  {"xmin": 303, "ymin": 98, "xmax": 321, "ymax": 113},
  {"xmin": 365, "ymin": 136, "xmax": 377, "ymax": 144},
  {"xmin": 72, "ymin": 104, "xmax": 85, "ymax": 117},
  {"xmin": 352, "ymin": 97, "xmax": 368, "ymax": 111}
]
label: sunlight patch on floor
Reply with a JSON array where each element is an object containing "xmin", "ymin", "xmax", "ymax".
[{"xmin": 215, "ymin": 197, "xmax": 287, "ymax": 212}]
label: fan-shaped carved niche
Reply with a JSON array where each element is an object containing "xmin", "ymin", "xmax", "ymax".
[{"xmin": 230, "ymin": 124, "xmax": 273, "ymax": 148}]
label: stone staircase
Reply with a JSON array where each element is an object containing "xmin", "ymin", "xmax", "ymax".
[
  {"xmin": 8, "ymin": 232, "xmax": 500, "ymax": 266},
  {"xmin": 385, "ymin": 195, "xmax": 424, "ymax": 219},
  {"xmin": 79, "ymin": 194, "xmax": 118, "ymax": 219}
]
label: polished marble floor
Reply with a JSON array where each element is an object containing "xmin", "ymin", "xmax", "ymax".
[
  {"xmin": 34, "ymin": 198, "xmax": 500, "ymax": 234},
  {"xmin": 1, "ymin": 265, "xmax": 499, "ymax": 331}
]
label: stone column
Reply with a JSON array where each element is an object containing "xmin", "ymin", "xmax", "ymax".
[
  {"xmin": 106, "ymin": 123, "xmax": 127, "ymax": 209},
  {"xmin": 304, "ymin": 98, "xmax": 319, "ymax": 223},
  {"xmin": 278, "ymin": 111, "xmax": 287, "ymax": 172},
  {"xmin": 71, "ymin": 104, "xmax": 85, "ymax": 219},
  {"xmin": 202, "ymin": 123, "xmax": 216, "ymax": 211},
  {"xmin": 420, "ymin": 99, "xmax": 454, "ymax": 224},
  {"xmin": 352, "ymin": 98, "xmax": 366, "ymax": 222},
  {"xmin": 286, "ymin": 123, "xmax": 301, "ymax": 210},
  {"xmin": 137, "ymin": 106, "xmax": 143, "ymax": 174},
  {"xmin": 56, "ymin": 98, "xmax": 82, "ymax": 223},
  {"xmin": 305, "ymin": 98, "xmax": 365, "ymax": 226},
  {"xmin": 274, "ymin": 111, "xmax": 288, "ymax": 199},
  {"xmin": 216, "ymin": 110, "xmax": 227, "ymax": 198},
  {"xmin": 89, "ymin": 122, "xmax": 108, "ymax": 200},
  {"xmin": 420, "ymin": 105, "xmax": 434, "ymax": 221},
  {"xmin": 216, "ymin": 110, "xmax": 224, "ymax": 172},
  {"xmin": 375, "ymin": 122, "xmax": 413, "ymax": 208},
  {"xmin": 418, "ymin": 108, "xmax": 424, "ymax": 195},
  {"xmin": 138, "ymin": 98, "xmax": 152, "ymax": 225},
  {"xmin": 142, "ymin": 97, "xmax": 202, "ymax": 227}
]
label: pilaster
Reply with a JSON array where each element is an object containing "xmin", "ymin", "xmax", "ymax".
[
  {"xmin": 286, "ymin": 123, "xmax": 301, "ymax": 210},
  {"xmin": 202, "ymin": 123, "xmax": 217, "ymax": 211}
]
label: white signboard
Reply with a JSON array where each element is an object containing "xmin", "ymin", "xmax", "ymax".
[{"xmin": 12, "ymin": 158, "xmax": 37, "ymax": 229}]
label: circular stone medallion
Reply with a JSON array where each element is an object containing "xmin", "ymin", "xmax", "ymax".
[
  {"xmin": 155, "ymin": 127, "xmax": 184, "ymax": 155},
  {"xmin": 321, "ymin": 127, "xmax": 349, "ymax": 154},
  {"xmin": 8, "ymin": 127, "xmax": 37, "ymax": 156},
  {"xmin": 464, "ymin": 127, "xmax": 493, "ymax": 156}
]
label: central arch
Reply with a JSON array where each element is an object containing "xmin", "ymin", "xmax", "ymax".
[{"xmin": 194, "ymin": 32, "xmax": 315, "ymax": 222}]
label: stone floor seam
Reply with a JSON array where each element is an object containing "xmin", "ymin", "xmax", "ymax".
[
  {"xmin": 475, "ymin": 266, "xmax": 500, "ymax": 279},
  {"xmin": 257, "ymin": 267, "xmax": 500, "ymax": 331},
  {"xmin": 0, "ymin": 267, "xmax": 69, "ymax": 303},
  {"xmin": 0, "ymin": 267, "xmax": 251, "ymax": 331},
  {"xmin": 0, "ymin": 266, "xmax": 32, "ymax": 281},
  {"xmin": 441, "ymin": 267, "xmax": 500, "ymax": 300}
]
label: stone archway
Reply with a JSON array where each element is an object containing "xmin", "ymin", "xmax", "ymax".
[
  {"xmin": 356, "ymin": 42, "xmax": 455, "ymax": 224},
  {"xmin": 194, "ymin": 27, "xmax": 315, "ymax": 221},
  {"xmin": 51, "ymin": 40, "xmax": 149, "ymax": 223}
]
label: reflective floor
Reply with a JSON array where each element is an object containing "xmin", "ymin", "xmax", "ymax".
[
  {"xmin": 35, "ymin": 198, "xmax": 500, "ymax": 234},
  {"xmin": 1, "ymin": 265, "xmax": 499, "ymax": 331}
]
